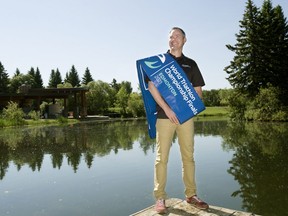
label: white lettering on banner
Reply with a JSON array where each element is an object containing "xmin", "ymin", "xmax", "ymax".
[
  {"xmin": 158, "ymin": 73, "xmax": 177, "ymax": 96},
  {"xmin": 163, "ymin": 64, "xmax": 199, "ymax": 115}
]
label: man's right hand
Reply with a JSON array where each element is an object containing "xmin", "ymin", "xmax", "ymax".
[{"xmin": 164, "ymin": 108, "xmax": 179, "ymax": 124}]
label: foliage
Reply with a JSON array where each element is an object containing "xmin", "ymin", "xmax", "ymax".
[
  {"xmin": 57, "ymin": 116, "xmax": 68, "ymax": 124},
  {"xmin": 48, "ymin": 69, "xmax": 62, "ymax": 88},
  {"xmin": 127, "ymin": 92, "xmax": 145, "ymax": 117},
  {"xmin": 34, "ymin": 67, "xmax": 44, "ymax": 88},
  {"xmin": 1, "ymin": 101, "xmax": 25, "ymax": 125},
  {"xmin": 115, "ymin": 84, "xmax": 131, "ymax": 116},
  {"xmin": 81, "ymin": 67, "xmax": 93, "ymax": 85},
  {"xmin": 0, "ymin": 61, "xmax": 9, "ymax": 93},
  {"xmin": 228, "ymin": 86, "xmax": 288, "ymax": 122},
  {"xmin": 86, "ymin": 80, "xmax": 114, "ymax": 115},
  {"xmin": 28, "ymin": 110, "xmax": 41, "ymax": 121},
  {"xmin": 65, "ymin": 65, "xmax": 81, "ymax": 87},
  {"xmin": 224, "ymin": 0, "xmax": 288, "ymax": 100},
  {"xmin": 202, "ymin": 89, "xmax": 220, "ymax": 106},
  {"xmin": 245, "ymin": 85, "xmax": 288, "ymax": 121},
  {"xmin": 227, "ymin": 89, "xmax": 248, "ymax": 121},
  {"xmin": 202, "ymin": 88, "xmax": 233, "ymax": 107},
  {"xmin": 9, "ymin": 73, "xmax": 35, "ymax": 93},
  {"xmin": 27, "ymin": 67, "xmax": 43, "ymax": 88}
]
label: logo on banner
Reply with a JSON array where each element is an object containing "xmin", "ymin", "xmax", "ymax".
[{"xmin": 144, "ymin": 54, "xmax": 166, "ymax": 69}]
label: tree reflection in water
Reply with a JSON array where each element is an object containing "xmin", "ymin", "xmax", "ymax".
[
  {"xmin": 222, "ymin": 121, "xmax": 288, "ymax": 216},
  {"xmin": 0, "ymin": 119, "xmax": 287, "ymax": 216},
  {"xmin": 0, "ymin": 120, "xmax": 155, "ymax": 178}
]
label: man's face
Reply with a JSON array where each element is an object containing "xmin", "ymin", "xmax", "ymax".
[{"xmin": 169, "ymin": 29, "xmax": 186, "ymax": 51}]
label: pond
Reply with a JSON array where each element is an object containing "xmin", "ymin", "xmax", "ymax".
[{"xmin": 0, "ymin": 119, "xmax": 287, "ymax": 216}]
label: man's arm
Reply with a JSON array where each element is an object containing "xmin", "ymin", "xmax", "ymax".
[
  {"xmin": 194, "ymin": 86, "xmax": 203, "ymax": 99},
  {"xmin": 148, "ymin": 81, "xmax": 179, "ymax": 124}
]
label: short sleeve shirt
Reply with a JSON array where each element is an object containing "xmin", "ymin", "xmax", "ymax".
[{"xmin": 147, "ymin": 52, "xmax": 205, "ymax": 119}]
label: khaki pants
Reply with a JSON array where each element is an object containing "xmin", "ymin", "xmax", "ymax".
[{"xmin": 153, "ymin": 118, "xmax": 196, "ymax": 200}]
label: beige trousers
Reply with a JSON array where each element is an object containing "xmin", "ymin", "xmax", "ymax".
[{"xmin": 153, "ymin": 118, "xmax": 196, "ymax": 200}]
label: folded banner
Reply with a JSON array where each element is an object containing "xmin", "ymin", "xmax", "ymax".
[{"xmin": 136, "ymin": 53, "xmax": 205, "ymax": 139}]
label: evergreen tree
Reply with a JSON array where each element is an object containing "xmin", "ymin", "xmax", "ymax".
[
  {"xmin": 224, "ymin": 0, "xmax": 261, "ymax": 96},
  {"xmin": 65, "ymin": 65, "xmax": 80, "ymax": 87},
  {"xmin": 82, "ymin": 67, "xmax": 93, "ymax": 85},
  {"xmin": 110, "ymin": 78, "xmax": 121, "ymax": 92},
  {"xmin": 49, "ymin": 69, "xmax": 62, "ymax": 88},
  {"xmin": 55, "ymin": 69, "xmax": 62, "ymax": 86},
  {"xmin": 28, "ymin": 67, "xmax": 35, "ymax": 77},
  {"xmin": 48, "ymin": 69, "xmax": 56, "ymax": 88},
  {"xmin": 0, "ymin": 62, "xmax": 9, "ymax": 93},
  {"xmin": 34, "ymin": 67, "xmax": 43, "ymax": 88},
  {"xmin": 14, "ymin": 68, "xmax": 21, "ymax": 76},
  {"xmin": 225, "ymin": 0, "xmax": 288, "ymax": 100}
]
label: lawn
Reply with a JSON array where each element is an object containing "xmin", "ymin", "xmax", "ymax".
[{"xmin": 198, "ymin": 106, "xmax": 229, "ymax": 117}]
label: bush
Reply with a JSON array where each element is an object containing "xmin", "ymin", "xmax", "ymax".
[
  {"xmin": 227, "ymin": 90, "xmax": 247, "ymax": 121},
  {"xmin": 57, "ymin": 116, "xmax": 68, "ymax": 124},
  {"xmin": 245, "ymin": 86, "xmax": 288, "ymax": 121},
  {"xmin": 2, "ymin": 101, "xmax": 25, "ymax": 125},
  {"xmin": 28, "ymin": 110, "xmax": 41, "ymax": 121}
]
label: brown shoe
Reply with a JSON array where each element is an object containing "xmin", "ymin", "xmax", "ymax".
[
  {"xmin": 155, "ymin": 199, "xmax": 166, "ymax": 214},
  {"xmin": 186, "ymin": 195, "xmax": 209, "ymax": 210}
]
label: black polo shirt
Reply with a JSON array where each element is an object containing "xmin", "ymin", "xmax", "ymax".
[
  {"xmin": 170, "ymin": 52, "xmax": 205, "ymax": 87},
  {"xmin": 147, "ymin": 52, "xmax": 205, "ymax": 119}
]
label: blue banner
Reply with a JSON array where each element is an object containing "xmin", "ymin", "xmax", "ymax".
[{"xmin": 137, "ymin": 53, "xmax": 205, "ymax": 138}]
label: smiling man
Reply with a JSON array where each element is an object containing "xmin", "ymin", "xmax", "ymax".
[{"xmin": 148, "ymin": 27, "xmax": 208, "ymax": 214}]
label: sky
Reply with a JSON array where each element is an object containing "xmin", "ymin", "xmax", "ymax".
[{"xmin": 1, "ymin": 0, "xmax": 287, "ymax": 92}]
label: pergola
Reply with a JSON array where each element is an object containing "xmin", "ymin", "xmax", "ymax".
[{"xmin": 0, "ymin": 87, "xmax": 89, "ymax": 118}]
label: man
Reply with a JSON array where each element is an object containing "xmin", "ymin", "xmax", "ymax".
[{"xmin": 148, "ymin": 27, "xmax": 209, "ymax": 214}]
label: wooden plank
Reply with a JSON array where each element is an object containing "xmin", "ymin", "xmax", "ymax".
[{"xmin": 130, "ymin": 198, "xmax": 261, "ymax": 216}]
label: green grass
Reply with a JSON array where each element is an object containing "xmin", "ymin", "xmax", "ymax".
[
  {"xmin": 198, "ymin": 106, "xmax": 229, "ymax": 117},
  {"xmin": 0, "ymin": 118, "xmax": 79, "ymax": 128}
]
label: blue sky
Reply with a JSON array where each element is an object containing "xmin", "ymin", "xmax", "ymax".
[{"xmin": 1, "ymin": 0, "xmax": 287, "ymax": 92}]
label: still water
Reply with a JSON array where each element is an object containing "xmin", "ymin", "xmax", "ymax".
[{"xmin": 0, "ymin": 119, "xmax": 287, "ymax": 216}]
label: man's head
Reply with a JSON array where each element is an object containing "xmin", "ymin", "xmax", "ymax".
[{"xmin": 168, "ymin": 27, "xmax": 187, "ymax": 54}]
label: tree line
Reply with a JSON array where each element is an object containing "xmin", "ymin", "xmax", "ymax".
[{"xmin": 1, "ymin": 0, "xmax": 287, "ymax": 121}]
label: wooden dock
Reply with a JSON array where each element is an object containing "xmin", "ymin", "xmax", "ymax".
[{"xmin": 130, "ymin": 198, "xmax": 260, "ymax": 216}]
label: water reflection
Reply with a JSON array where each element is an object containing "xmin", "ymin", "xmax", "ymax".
[
  {"xmin": 0, "ymin": 120, "xmax": 155, "ymax": 178},
  {"xmin": 0, "ymin": 119, "xmax": 287, "ymax": 216},
  {"xmin": 222, "ymin": 122, "xmax": 288, "ymax": 216}
]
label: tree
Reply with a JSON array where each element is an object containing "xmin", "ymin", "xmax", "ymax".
[
  {"xmin": 34, "ymin": 67, "xmax": 43, "ymax": 88},
  {"xmin": 202, "ymin": 89, "xmax": 220, "ymax": 106},
  {"xmin": 127, "ymin": 92, "xmax": 145, "ymax": 117},
  {"xmin": 224, "ymin": 0, "xmax": 261, "ymax": 96},
  {"xmin": 82, "ymin": 67, "xmax": 93, "ymax": 85},
  {"xmin": 0, "ymin": 62, "xmax": 9, "ymax": 93},
  {"xmin": 28, "ymin": 67, "xmax": 35, "ymax": 78},
  {"xmin": 14, "ymin": 68, "xmax": 20, "ymax": 76},
  {"xmin": 55, "ymin": 69, "xmax": 62, "ymax": 86},
  {"xmin": 27, "ymin": 67, "xmax": 43, "ymax": 88},
  {"xmin": 115, "ymin": 81, "xmax": 132, "ymax": 116},
  {"xmin": 86, "ymin": 80, "xmax": 113, "ymax": 114},
  {"xmin": 110, "ymin": 78, "xmax": 121, "ymax": 92},
  {"xmin": 48, "ymin": 68, "xmax": 62, "ymax": 88},
  {"xmin": 9, "ymin": 73, "xmax": 35, "ymax": 93},
  {"xmin": 225, "ymin": 0, "xmax": 288, "ymax": 101},
  {"xmin": 65, "ymin": 65, "xmax": 80, "ymax": 87},
  {"xmin": 48, "ymin": 69, "xmax": 56, "ymax": 88},
  {"xmin": 260, "ymin": 3, "xmax": 288, "ymax": 104}
]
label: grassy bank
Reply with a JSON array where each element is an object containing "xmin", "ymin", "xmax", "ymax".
[{"xmin": 198, "ymin": 106, "xmax": 229, "ymax": 117}]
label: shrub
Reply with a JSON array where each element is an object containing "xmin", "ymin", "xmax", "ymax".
[
  {"xmin": 28, "ymin": 110, "xmax": 41, "ymax": 121},
  {"xmin": 57, "ymin": 116, "xmax": 68, "ymax": 124},
  {"xmin": 2, "ymin": 101, "xmax": 25, "ymax": 125}
]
